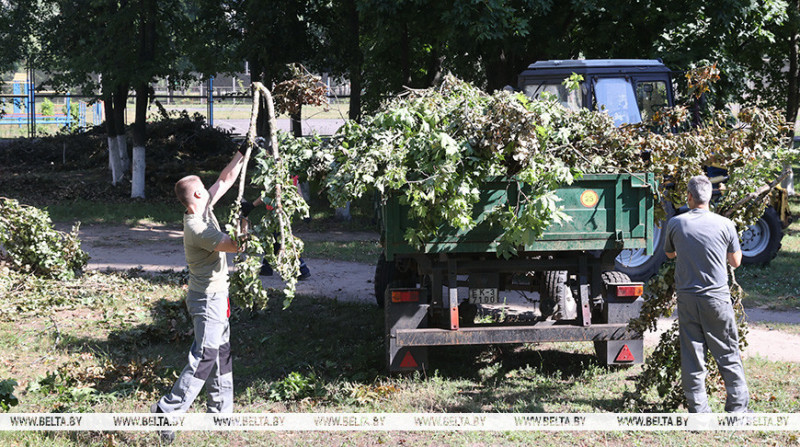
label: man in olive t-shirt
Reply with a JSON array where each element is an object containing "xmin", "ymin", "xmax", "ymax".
[
  {"xmin": 151, "ymin": 145, "xmax": 246, "ymax": 442},
  {"xmin": 664, "ymin": 174, "xmax": 749, "ymax": 413}
]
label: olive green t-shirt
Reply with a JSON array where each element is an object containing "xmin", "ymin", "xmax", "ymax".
[{"xmin": 183, "ymin": 207, "xmax": 228, "ymax": 293}]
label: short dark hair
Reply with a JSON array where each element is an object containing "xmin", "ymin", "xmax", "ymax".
[{"xmin": 174, "ymin": 175, "xmax": 201, "ymax": 207}]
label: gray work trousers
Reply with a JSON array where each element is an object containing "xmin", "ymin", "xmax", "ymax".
[
  {"xmin": 677, "ymin": 293, "xmax": 749, "ymax": 413},
  {"xmin": 157, "ymin": 290, "xmax": 234, "ymax": 413}
]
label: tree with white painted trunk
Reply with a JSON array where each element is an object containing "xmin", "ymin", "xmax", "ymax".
[
  {"xmin": 32, "ymin": 1, "xmax": 140, "ymax": 186},
  {"xmin": 34, "ymin": 0, "xmax": 202, "ymax": 195},
  {"xmin": 129, "ymin": 0, "xmax": 157, "ymax": 199},
  {"xmin": 102, "ymin": 80, "xmax": 130, "ymax": 186}
]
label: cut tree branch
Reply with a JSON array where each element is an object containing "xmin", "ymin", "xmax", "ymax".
[
  {"xmin": 722, "ymin": 167, "xmax": 792, "ymax": 218},
  {"xmin": 251, "ymin": 82, "xmax": 285, "ymax": 258}
]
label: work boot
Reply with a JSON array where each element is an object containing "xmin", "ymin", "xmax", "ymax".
[
  {"xmin": 259, "ymin": 259, "xmax": 273, "ymax": 276},
  {"xmin": 150, "ymin": 403, "xmax": 176, "ymax": 445},
  {"xmin": 299, "ymin": 259, "xmax": 311, "ymax": 280}
]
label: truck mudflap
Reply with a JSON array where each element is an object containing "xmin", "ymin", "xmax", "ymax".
[
  {"xmin": 597, "ymin": 275, "xmax": 645, "ymax": 365},
  {"xmin": 385, "ymin": 287, "xmax": 431, "ymax": 373}
]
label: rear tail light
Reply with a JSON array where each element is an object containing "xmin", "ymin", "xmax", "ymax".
[
  {"xmin": 611, "ymin": 284, "xmax": 644, "ymax": 298},
  {"xmin": 391, "ymin": 289, "xmax": 421, "ymax": 303}
]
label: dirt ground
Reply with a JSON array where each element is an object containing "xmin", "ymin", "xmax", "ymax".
[{"xmin": 75, "ymin": 223, "xmax": 800, "ymax": 363}]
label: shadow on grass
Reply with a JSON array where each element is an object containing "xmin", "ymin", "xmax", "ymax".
[
  {"xmin": 53, "ymin": 293, "xmax": 385, "ymax": 403},
  {"xmin": 53, "ymin": 284, "xmax": 622, "ymax": 412}
]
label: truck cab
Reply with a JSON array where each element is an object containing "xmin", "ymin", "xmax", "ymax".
[{"xmin": 518, "ymin": 59, "xmax": 674, "ymax": 126}]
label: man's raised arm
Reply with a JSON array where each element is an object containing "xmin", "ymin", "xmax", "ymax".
[{"xmin": 208, "ymin": 145, "xmax": 247, "ymax": 207}]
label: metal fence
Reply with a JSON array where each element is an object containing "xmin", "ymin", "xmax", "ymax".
[{"xmin": 1, "ymin": 70, "xmax": 351, "ymax": 138}]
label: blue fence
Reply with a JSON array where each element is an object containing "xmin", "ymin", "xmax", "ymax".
[{"xmin": 1, "ymin": 81, "xmax": 104, "ymax": 132}]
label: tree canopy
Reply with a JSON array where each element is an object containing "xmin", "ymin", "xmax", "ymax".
[{"xmin": 1, "ymin": 1, "xmax": 797, "ymax": 131}]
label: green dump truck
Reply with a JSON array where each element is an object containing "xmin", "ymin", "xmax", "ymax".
[{"xmin": 375, "ymin": 173, "xmax": 655, "ymax": 372}]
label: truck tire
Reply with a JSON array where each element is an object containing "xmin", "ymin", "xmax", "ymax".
[
  {"xmin": 601, "ymin": 270, "xmax": 632, "ymax": 289},
  {"xmin": 593, "ymin": 271, "xmax": 633, "ymax": 325},
  {"xmin": 741, "ymin": 206, "xmax": 783, "ymax": 266},
  {"xmin": 614, "ymin": 217, "xmax": 670, "ymax": 282},
  {"xmin": 539, "ymin": 270, "xmax": 577, "ymax": 320},
  {"xmin": 374, "ymin": 253, "xmax": 417, "ymax": 308}
]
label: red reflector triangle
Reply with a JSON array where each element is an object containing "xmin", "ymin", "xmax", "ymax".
[
  {"xmin": 615, "ymin": 344, "xmax": 635, "ymax": 362},
  {"xmin": 399, "ymin": 351, "xmax": 418, "ymax": 368}
]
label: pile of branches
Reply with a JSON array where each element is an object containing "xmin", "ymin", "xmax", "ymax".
[
  {"xmin": 283, "ymin": 75, "xmax": 794, "ymax": 252},
  {"xmin": 0, "ymin": 125, "xmax": 107, "ymax": 170},
  {"xmin": 0, "ymin": 112, "xmax": 237, "ymax": 201},
  {"xmin": 143, "ymin": 110, "xmax": 238, "ymax": 198},
  {"xmin": 0, "ymin": 197, "xmax": 87, "ymax": 280}
]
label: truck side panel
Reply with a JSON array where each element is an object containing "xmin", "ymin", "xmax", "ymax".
[{"xmin": 384, "ymin": 173, "xmax": 655, "ymax": 260}]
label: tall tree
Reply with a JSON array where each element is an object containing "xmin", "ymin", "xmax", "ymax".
[
  {"xmin": 39, "ymin": 0, "xmax": 205, "ymax": 197},
  {"xmin": 38, "ymin": 0, "xmax": 138, "ymax": 186},
  {"xmin": 340, "ymin": 0, "xmax": 788, "ymax": 117},
  {"xmin": 312, "ymin": 0, "xmax": 365, "ymax": 121},
  {"xmin": 0, "ymin": 1, "xmax": 41, "ymax": 76},
  {"xmin": 738, "ymin": 0, "xmax": 799, "ymax": 122},
  {"xmin": 573, "ymin": 0, "xmax": 788, "ymax": 107}
]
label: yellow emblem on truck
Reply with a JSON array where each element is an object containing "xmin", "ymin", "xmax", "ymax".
[{"xmin": 580, "ymin": 190, "xmax": 599, "ymax": 208}]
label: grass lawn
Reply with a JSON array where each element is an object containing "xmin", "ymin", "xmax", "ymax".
[
  {"xmin": 302, "ymin": 239, "xmax": 381, "ymax": 264},
  {"xmin": 152, "ymin": 100, "xmax": 350, "ymax": 122},
  {"xmin": 0, "ymin": 269, "xmax": 799, "ymax": 446}
]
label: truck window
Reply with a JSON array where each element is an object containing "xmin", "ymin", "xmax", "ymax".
[
  {"xmin": 635, "ymin": 81, "xmax": 669, "ymax": 121},
  {"xmin": 594, "ymin": 78, "xmax": 642, "ymax": 126},
  {"xmin": 522, "ymin": 82, "xmax": 582, "ymax": 111}
]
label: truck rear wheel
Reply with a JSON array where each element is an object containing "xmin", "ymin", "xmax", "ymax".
[
  {"xmin": 615, "ymin": 202, "xmax": 675, "ymax": 282},
  {"xmin": 741, "ymin": 206, "xmax": 782, "ymax": 266},
  {"xmin": 374, "ymin": 253, "xmax": 417, "ymax": 307},
  {"xmin": 614, "ymin": 223, "xmax": 667, "ymax": 281},
  {"xmin": 601, "ymin": 270, "xmax": 632, "ymax": 289},
  {"xmin": 539, "ymin": 270, "xmax": 577, "ymax": 320}
]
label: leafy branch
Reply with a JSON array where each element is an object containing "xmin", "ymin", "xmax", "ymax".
[{"xmin": 227, "ymin": 77, "xmax": 320, "ymax": 310}]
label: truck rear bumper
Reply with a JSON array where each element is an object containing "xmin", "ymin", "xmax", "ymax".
[{"xmin": 393, "ymin": 321, "xmax": 639, "ymax": 346}]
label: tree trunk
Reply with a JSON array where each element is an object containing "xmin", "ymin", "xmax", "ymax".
[
  {"xmin": 102, "ymin": 82, "xmax": 124, "ymax": 185},
  {"xmin": 426, "ymin": 45, "xmax": 444, "ymax": 86},
  {"xmin": 131, "ymin": 82, "xmax": 148, "ymax": 199},
  {"xmin": 484, "ymin": 49, "xmax": 520, "ymax": 92},
  {"xmin": 291, "ymin": 109, "xmax": 302, "ymax": 137},
  {"xmin": 400, "ymin": 21, "xmax": 410, "ymax": 86},
  {"xmin": 131, "ymin": 0, "xmax": 156, "ymax": 199},
  {"xmin": 788, "ymin": 4, "xmax": 800, "ymax": 125},
  {"xmin": 335, "ymin": 201, "xmax": 352, "ymax": 221},
  {"xmin": 346, "ymin": 0, "xmax": 362, "ymax": 122},
  {"xmin": 113, "ymin": 83, "xmax": 130, "ymax": 172}
]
